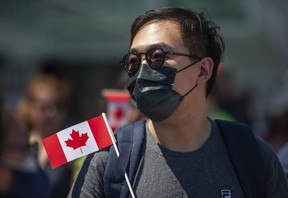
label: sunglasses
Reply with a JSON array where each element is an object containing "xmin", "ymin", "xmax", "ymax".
[{"xmin": 120, "ymin": 47, "xmax": 202, "ymax": 73}]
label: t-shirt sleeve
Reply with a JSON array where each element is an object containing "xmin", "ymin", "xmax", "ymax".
[
  {"xmin": 68, "ymin": 148, "xmax": 110, "ymax": 198},
  {"xmin": 257, "ymin": 138, "xmax": 288, "ymax": 197}
]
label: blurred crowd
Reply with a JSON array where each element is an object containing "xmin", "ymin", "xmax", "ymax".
[
  {"xmin": 0, "ymin": 60, "xmax": 76, "ymax": 197},
  {"xmin": 0, "ymin": 58, "xmax": 288, "ymax": 197},
  {"xmin": 209, "ymin": 69, "xmax": 288, "ymax": 151}
]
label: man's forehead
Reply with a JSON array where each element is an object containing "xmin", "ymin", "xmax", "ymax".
[
  {"xmin": 130, "ymin": 20, "xmax": 182, "ymax": 51},
  {"xmin": 129, "ymin": 42, "xmax": 174, "ymax": 53}
]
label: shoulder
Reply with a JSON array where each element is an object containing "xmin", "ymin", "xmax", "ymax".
[
  {"xmin": 69, "ymin": 148, "xmax": 110, "ymax": 198},
  {"xmin": 277, "ymin": 142, "xmax": 288, "ymax": 175},
  {"xmin": 214, "ymin": 119, "xmax": 282, "ymax": 172},
  {"xmin": 85, "ymin": 147, "xmax": 110, "ymax": 181},
  {"xmin": 254, "ymin": 136, "xmax": 279, "ymax": 168},
  {"xmin": 255, "ymin": 136, "xmax": 274, "ymax": 157},
  {"xmin": 215, "ymin": 120, "xmax": 288, "ymax": 194},
  {"xmin": 77, "ymin": 147, "xmax": 110, "ymax": 179},
  {"xmin": 255, "ymin": 137, "xmax": 288, "ymax": 196},
  {"xmin": 254, "ymin": 135, "xmax": 284, "ymax": 170},
  {"xmin": 85, "ymin": 147, "xmax": 110, "ymax": 175}
]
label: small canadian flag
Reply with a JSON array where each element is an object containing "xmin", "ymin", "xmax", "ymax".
[
  {"xmin": 101, "ymin": 89, "xmax": 131, "ymax": 131},
  {"xmin": 42, "ymin": 114, "xmax": 113, "ymax": 169}
]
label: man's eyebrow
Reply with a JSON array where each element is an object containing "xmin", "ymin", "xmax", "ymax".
[{"xmin": 129, "ymin": 42, "xmax": 174, "ymax": 53}]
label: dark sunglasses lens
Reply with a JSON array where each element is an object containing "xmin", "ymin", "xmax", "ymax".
[
  {"xmin": 124, "ymin": 54, "xmax": 140, "ymax": 73},
  {"xmin": 147, "ymin": 48, "xmax": 165, "ymax": 68}
]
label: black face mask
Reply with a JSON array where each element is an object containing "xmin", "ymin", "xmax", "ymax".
[{"xmin": 127, "ymin": 64, "xmax": 198, "ymax": 122}]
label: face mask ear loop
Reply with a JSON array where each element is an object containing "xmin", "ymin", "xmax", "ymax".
[
  {"xmin": 179, "ymin": 83, "xmax": 198, "ymax": 101},
  {"xmin": 177, "ymin": 59, "xmax": 201, "ymax": 73}
]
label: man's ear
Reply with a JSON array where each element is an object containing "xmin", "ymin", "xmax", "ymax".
[{"xmin": 197, "ymin": 57, "xmax": 213, "ymax": 84}]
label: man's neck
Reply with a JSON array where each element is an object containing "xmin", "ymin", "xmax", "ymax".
[{"xmin": 147, "ymin": 115, "xmax": 211, "ymax": 152}]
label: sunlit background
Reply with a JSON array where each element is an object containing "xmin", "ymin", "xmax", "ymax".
[{"xmin": 0, "ymin": 0, "xmax": 287, "ymax": 135}]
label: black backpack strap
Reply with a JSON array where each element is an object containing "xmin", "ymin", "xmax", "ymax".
[
  {"xmin": 104, "ymin": 120, "xmax": 146, "ymax": 198},
  {"xmin": 215, "ymin": 119, "xmax": 265, "ymax": 198}
]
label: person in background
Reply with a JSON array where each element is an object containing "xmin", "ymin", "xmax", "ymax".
[
  {"xmin": 264, "ymin": 108, "xmax": 288, "ymax": 152},
  {"xmin": 0, "ymin": 98, "xmax": 50, "ymax": 198},
  {"xmin": 207, "ymin": 70, "xmax": 237, "ymax": 121},
  {"xmin": 69, "ymin": 7, "xmax": 288, "ymax": 197},
  {"xmin": 208, "ymin": 69, "xmax": 256, "ymax": 124},
  {"xmin": 17, "ymin": 74, "xmax": 73, "ymax": 198}
]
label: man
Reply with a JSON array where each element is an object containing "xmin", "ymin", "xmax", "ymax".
[{"xmin": 69, "ymin": 7, "xmax": 288, "ymax": 197}]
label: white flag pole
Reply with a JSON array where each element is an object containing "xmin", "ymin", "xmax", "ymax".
[{"xmin": 102, "ymin": 113, "xmax": 136, "ymax": 198}]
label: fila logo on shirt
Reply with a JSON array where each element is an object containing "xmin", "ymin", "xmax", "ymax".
[{"xmin": 221, "ymin": 189, "xmax": 231, "ymax": 198}]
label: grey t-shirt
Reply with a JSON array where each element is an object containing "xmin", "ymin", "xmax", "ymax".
[{"xmin": 69, "ymin": 120, "xmax": 288, "ymax": 198}]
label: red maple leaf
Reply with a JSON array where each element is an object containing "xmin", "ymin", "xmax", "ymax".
[
  {"xmin": 65, "ymin": 130, "xmax": 89, "ymax": 153},
  {"xmin": 114, "ymin": 107, "xmax": 123, "ymax": 120}
]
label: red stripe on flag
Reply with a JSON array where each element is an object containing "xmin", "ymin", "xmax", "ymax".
[
  {"xmin": 88, "ymin": 115, "xmax": 113, "ymax": 150},
  {"xmin": 105, "ymin": 95, "xmax": 130, "ymax": 102},
  {"xmin": 102, "ymin": 89, "xmax": 131, "ymax": 102},
  {"xmin": 42, "ymin": 134, "xmax": 67, "ymax": 169}
]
